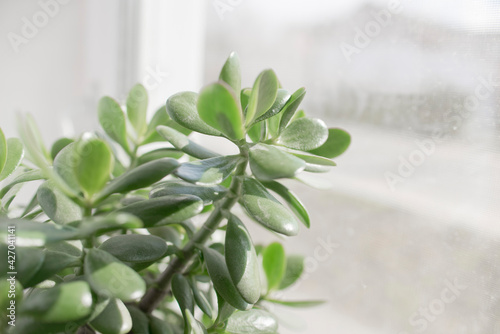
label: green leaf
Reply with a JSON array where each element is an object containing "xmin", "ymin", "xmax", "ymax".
[
  {"xmin": 97, "ymin": 158, "xmax": 179, "ymax": 201},
  {"xmin": 90, "ymin": 298, "xmax": 132, "ymax": 334},
  {"xmin": 225, "ymin": 215, "xmax": 261, "ymax": 304},
  {"xmin": 117, "ymin": 195, "xmax": 203, "ymax": 227},
  {"xmin": 127, "ymin": 83, "xmax": 149, "ymax": 136},
  {"xmin": 262, "ymin": 242, "xmax": 286, "ymax": 292},
  {"xmin": 126, "ymin": 305, "xmax": 151, "ymax": 334},
  {"xmin": 240, "ymin": 178, "xmax": 299, "ymax": 236},
  {"xmin": 0, "ymin": 128, "xmax": 6, "ymax": 174},
  {"xmin": 266, "ymin": 299, "xmax": 325, "ymax": 308},
  {"xmin": 202, "ymin": 247, "xmax": 250, "ymax": 311},
  {"xmin": 189, "ymin": 277, "xmax": 213, "ymax": 319},
  {"xmin": 24, "ymin": 250, "xmax": 81, "ymax": 287},
  {"xmin": 260, "ymin": 180, "xmax": 310, "ymax": 228},
  {"xmin": 150, "ymin": 180, "xmax": 227, "ymax": 205},
  {"xmin": 52, "ymin": 143, "xmax": 80, "ymax": 191},
  {"xmin": 77, "ymin": 213, "xmax": 143, "ymax": 237},
  {"xmin": 22, "ymin": 281, "xmax": 93, "ymax": 322},
  {"xmin": 98, "ymin": 234, "xmax": 167, "ymax": 267},
  {"xmin": 197, "ymin": 82, "xmax": 245, "ymax": 140},
  {"xmin": 220, "ymin": 52, "xmax": 241, "ymax": 95},
  {"xmin": 98, "ymin": 96, "xmax": 130, "ymax": 152},
  {"xmin": 277, "ymin": 118, "xmax": 328, "ymax": 151},
  {"xmin": 85, "ymin": 248, "xmax": 146, "ymax": 301},
  {"xmin": 74, "ymin": 137, "xmax": 114, "ymax": 197},
  {"xmin": 11, "ymin": 246, "xmax": 45, "ymax": 287},
  {"xmin": 172, "ymin": 273, "xmax": 195, "ymax": 317},
  {"xmin": 289, "ymin": 151, "xmax": 336, "ymax": 167},
  {"xmin": 185, "ymin": 309, "xmax": 208, "ymax": 334},
  {"xmin": 11, "ymin": 317, "xmax": 79, "ymax": 334},
  {"xmin": 240, "ymin": 88, "xmax": 251, "ymax": 111},
  {"xmin": 0, "ymin": 169, "xmax": 44, "ymax": 199},
  {"xmin": 308, "ymin": 128, "xmax": 351, "ymax": 158},
  {"xmin": 175, "ymin": 155, "xmax": 241, "ymax": 185},
  {"xmin": 226, "ymin": 309, "xmax": 278, "ymax": 334},
  {"xmin": 0, "ymin": 138, "xmax": 24, "ymax": 182},
  {"xmin": 143, "ymin": 106, "xmax": 171, "ymax": 144},
  {"xmin": 37, "ymin": 181, "xmax": 83, "ymax": 224},
  {"xmin": 0, "ymin": 219, "xmax": 79, "ymax": 246},
  {"xmin": 17, "ymin": 114, "xmax": 50, "ymax": 169},
  {"xmin": 0, "ymin": 279, "xmax": 22, "ymax": 310},
  {"xmin": 157, "ymin": 125, "xmax": 219, "ymax": 160},
  {"xmin": 137, "ymin": 148, "xmax": 184, "ymax": 165},
  {"xmin": 167, "ymin": 91, "xmax": 222, "ymax": 136},
  {"xmin": 278, "ymin": 87, "xmax": 306, "ymax": 132},
  {"xmin": 247, "ymin": 121, "xmax": 265, "ymax": 143},
  {"xmin": 249, "ymin": 144, "xmax": 305, "ymax": 181},
  {"xmin": 278, "ymin": 255, "xmax": 305, "ymax": 290},
  {"xmin": 254, "ymin": 89, "xmax": 291, "ymax": 123},
  {"xmin": 50, "ymin": 137, "xmax": 74, "ymax": 160},
  {"xmin": 149, "ymin": 315, "xmax": 175, "ymax": 334},
  {"xmin": 245, "ymin": 69, "xmax": 279, "ymax": 125}
]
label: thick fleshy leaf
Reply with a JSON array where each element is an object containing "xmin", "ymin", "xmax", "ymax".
[
  {"xmin": 98, "ymin": 234, "xmax": 167, "ymax": 265},
  {"xmin": 240, "ymin": 178, "xmax": 299, "ymax": 236},
  {"xmin": 266, "ymin": 299, "xmax": 325, "ymax": 308},
  {"xmin": 52, "ymin": 143, "xmax": 80, "ymax": 191},
  {"xmin": 278, "ymin": 87, "xmax": 306, "ymax": 132},
  {"xmin": 37, "ymin": 181, "xmax": 83, "ymax": 224},
  {"xmin": 98, "ymin": 96, "xmax": 130, "ymax": 152},
  {"xmin": 0, "ymin": 138, "xmax": 24, "ymax": 182},
  {"xmin": 189, "ymin": 277, "xmax": 213, "ymax": 319},
  {"xmin": 85, "ymin": 248, "xmax": 146, "ymax": 301},
  {"xmin": 90, "ymin": 298, "xmax": 132, "ymax": 334},
  {"xmin": 225, "ymin": 215, "xmax": 261, "ymax": 304},
  {"xmin": 277, "ymin": 118, "xmax": 328, "ymax": 151},
  {"xmin": 137, "ymin": 148, "xmax": 184, "ymax": 165},
  {"xmin": 249, "ymin": 144, "xmax": 305, "ymax": 181},
  {"xmin": 74, "ymin": 138, "xmax": 114, "ymax": 197},
  {"xmin": 50, "ymin": 137, "xmax": 74, "ymax": 160},
  {"xmin": 11, "ymin": 317, "xmax": 79, "ymax": 334},
  {"xmin": 17, "ymin": 114, "xmax": 50, "ymax": 169},
  {"xmin": 197, "ymin": 82, "xmax": 245, "ymax": 140},
  {"xmin": 24, "ymin": 250, "xmax": 81, "ymax": 287},
  {"xmin": 0, "ymin": 128, "xmax": 6, "ymax": 174},
  {"xmin": 185, "ymin": 309, "xmax": 208, "ymax": 334},
  {"xmin": 127, "ymin": 83, "xmax": 148, "ymax": 136},
  {"xmin": 203, "ymin": 247, "xmax": 250, "ymax": 311},
  {"xmin": 254, "ymin": 89, "xmax": 291, "ymax": 123},
  {"xmin": 97, "ymin": 158, "xmax": 179, "ymax": 201},
  {"xmin": 0, "ymin": 169, "xmax": 44, "ymax": 199},
  {"xmin": 245, "ymin": 69, "xmax": 279, "ymax": 124},
  {"xmin": 150, "ymin": 180, "xmax": 227, "ymax": 205},
  {"xmin": 226, "ymin": 309, "xmax": 278, "ymax": 334},
  {"xmin": 172, "ymin": 273, "xmax": 195, "ymax": 318},
  {"xmin": 77, "ymin": 213, "xmax": 143, "ymax": 237},
  {"xmin": 117, "ymin": 195, "xmax": 203, "ymax": 227},
  {"xmin": 12, "ymin": 246, "xmax": 45, "ymax": 286},
  {"xmin": 0, "ymin": 219, "xmax": 79, "ymax": 246},
  {"xmin": 126, "ymin": 305, "xmax": 151, "ymax": 334},
  {"xmin": 247, "ymin": 120, "xmax": 265, "ymax": 143},
  {"xmin": 262, "ymin": 242, "xmax": 286, "ymax": 292},
  {"xmin": 308, "ymin": 128, "xmax": 351, "ymax": 158},
  {"xmin": 149, "ymin": 315, "xmax": 175, "ymax": 334},
  {"xmin": 175, "ymin": 155, "xmax": 241, "ymax": 185},
  {"xmin": 240, "ymin": 88, "xmax": 251, "ymax": 111},
  {"xmin": 261, "ymin": 180, "xmax": 310, "ymax": 228},
  {"xmin": 220, "ymin": 52, "xmax": 241, "ymax": 95},
  {"xmin": 142, "ymin": 106, "xmax": 171, "ymax": 144},
  {"xmin": 278, "ymin": 255, "xmax": 305, "ymax": 290},
  {"xmin": 22, "ymin": 281, "xmax": 93, "ymax": 322},
  {"xmin": 289, "ymin": 151, "xmax": 336, "ymax": 168},
  {"xmin": 157, "ymin": 125, "xmax": 219, "ymax": 159},
  {"xmin": 167, "ymin": 91, "xmax": 221, "ymax": 136}
]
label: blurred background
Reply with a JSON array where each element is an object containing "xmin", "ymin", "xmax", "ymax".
[{"xmin": 1, "ymin": 0, "xmax": 500, "ymax": 333}]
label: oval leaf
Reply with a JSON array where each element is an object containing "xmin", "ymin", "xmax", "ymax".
[
  {"xmin": 98, "ymin": 96, "xmax": 130, "ymax": 152},
  {"xmin": 157, "ymin": 125, "xmax": 219, "ymax": 160},
  {"xmin": 150, "ymin": 180, "xmax": 227, "ymax": 205},
  {"xmin": 308, "ymin": 128, "xmax": 351, "ymax": 158},
  {"xmin": 24, "ymin": 250, "xmax": 81, "ymax": 288},
  {"xmin": 226, "ymin": 309, "xmax": 278, "ymax": 334},
  {"xmin": 278, "ymin": 87, "xmax": 306, "ymax": 133},
  {"xmin": 254, "ymin": 89, "xmax": 291, "ymax": 123},
  {"xmin": 137, "ymin": 148, "xmax": 184, "ymax": 165},
  {"xmin": 172, "ymin": 273, "xmax": 195, "ymax": 317},
  {"xmin": 278, "ymin": 255, "xmax": 305, "ymax": 290},
  {"xmin": 77, "ymin": 213, "xmax": 143, "ymax": 237},
  {"xmin": 202, "ymin": 247, "xmax": 250, "ymax": 311},
  {"xmin": 240, "ymin": 178, "xmax": 298, "ymax": 236},
  {"xmin": 117, "ymin": 195, "xmax": 203, "ymax": 227},
  {"xmin": 52, "ymin": 143, "xmax": 80, "ymax": 191},
  {"xmin": 277, "ymin": 118, "xmax": 328, "ymax": 151},
  {"xmin": 0, "ymin": 138, "xmax": 24, "ymax": 182},
  {"xmin": 262, "ymin": 242, "xmax": 286, "ymax": 292},
  {"xmin": 225, "ymin": 215, "xmax": 261, "ymax": 304},
  {"xmin": 189, "ymin": 277, "xmax": 213, "ymax": 319},
  {"xmin": 197, "ymin": 82, "xmax": 245, "ymax": 140},
  {"xmin": 167, "ymin": 91, "xmax": 221, "ymax": 136},
  {"xmin": 220, "ymin": 52, "xmax": 241, "ymax": 95},
  {"xmin": 90, "ymin": 298, "xmax": 132, "ymax": 334},
  {"xmin": 74, "ymin": 138, "xmax": 114, "ymax": 197},
  {"xmin": 97, "ymin": 158, "xmax": 179, "ymax": 201},
  {"xmin": 127, "ymin": 83, "xmax": 149, "ymax": 136},
  {"xmin": 99, "ymin": 234, "xmax": 167, "ymax": 265},
  {"xmin": 85, "ymin": 248, "xmax": 146, "ymax": 302},
  {"xmin": 246, "ymin": 69, "xmax": 279, "ymax": 124},
  {"xmin": 0, "ymin": 219, "xmax": 79, "ymax": 246},
  {"xmin": 149, "ymin": 315, "xmax": 175, "ymax": 334},
  {"xmin": 175, "ymin": 155, "xmax": 241, "ymax": 185},
  {"xmin": 50, "ymin": 137, "xmax": 74, "ymax": 160},
  {"xmin": 126, "ymin": 305, "xmax": 151, "ymax": 334},
  {"xmin": 37, "ymin": 181, "xmax": 83, "ymax": 225},
  {"xmin": 12, "ymin": 246, "xmax": 45, "ymax": 287},
  {"xmin": 249, "ymin": 144, "xmax": 305, "ymax": 181}
]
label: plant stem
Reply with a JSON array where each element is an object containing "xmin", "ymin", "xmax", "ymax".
[{"xmin": 138, "ymin": 143, "xmax": 249, "ymax": 313}]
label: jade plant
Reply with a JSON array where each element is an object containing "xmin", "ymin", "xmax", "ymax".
[{"xmin": 0, "ymin": 52, "xmax": 350, "ymax": 334}]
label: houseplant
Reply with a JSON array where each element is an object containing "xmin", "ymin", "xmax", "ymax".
[{"xmin": 0, "ymin": 52, "xmax": 350, "ymax": 334}]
